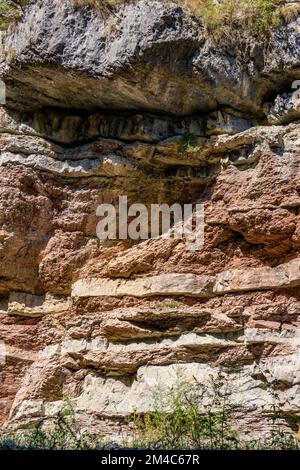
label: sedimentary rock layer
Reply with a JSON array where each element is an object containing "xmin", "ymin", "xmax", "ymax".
[{"xmin": 72, "ymin": 259, "xmax": 300, "ymax": 298}]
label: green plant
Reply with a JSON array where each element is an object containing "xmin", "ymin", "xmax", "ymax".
[
  {"xmin": 0, "ymin": 1, "xmax": 29, "ymax": 28},
  {"xmin": 1, "ymin": 1, "xmax": 291, "ymax": 36},
  {"xmin": 162, "ymin": 300, "xmax": 185, "ymax": 308},
  {"xmin": 181, "ymin": 0, "xmax": 285, "ymax": 37},
  {"xmin": 126, "ymin": 370, "xmax": 300, "ymax": 450},
  {"xmin": 129, "ymin": 371, "xmax": 240, "ymax": 449},
  {"xmin": 0, "ymin": 403, "xmax": 106, "ymax": 450},
  {"xmin": 1, "ymin": 378, "xmax": 300, "ymax": 450},
  {"xmin": 180, "ymin": 134, "xmax": 202, "ymax": 155}
]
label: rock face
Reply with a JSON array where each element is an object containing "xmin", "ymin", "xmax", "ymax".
[
  {"xmin": 0, "ymin": 0, "xmax": 300, "ymax": 440},
  {"xmin": 2, "ymin": 0, "xmax": 300, "ymax": 114}
]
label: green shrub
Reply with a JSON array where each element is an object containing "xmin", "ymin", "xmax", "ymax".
[
  {"xmin": 180, "ymin": 134, "xmax": 202, "ymax": 155},
  {"xmin": 0, "ymin": 404, "xmax": 106, "ymax": 450},
  {"xmin": 0, "ymin": 1, "xmax": 291, "ymax": 37},
  {"xmin": 129, "ymin": 371, "xmax": 240, "ymax": 449},
  {"xmin": 184, "ymin": 0, "xmax": 285, "ymax": 37},
  {"xmin": 128, "ymin": 370, "xmax": 300, "ymax": 450},
  {"xmin": 1, "ymin": 375, "xmax": 300, "ymax": 450}
]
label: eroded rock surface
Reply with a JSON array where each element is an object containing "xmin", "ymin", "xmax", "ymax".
[
  {"xmin": 2, "ymin": 0, "xmax": 300, "ymax": 115},
  {"xmin": 0, "ymin": 0, "xmax": 300, "ymax": 441}
]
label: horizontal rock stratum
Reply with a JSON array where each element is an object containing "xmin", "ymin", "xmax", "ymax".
[
  {"xmin": 72, "ymin": 258, "xmax": 300, "ymax": 298},
  {"xmin": 0, "ymin": 0, "xmax": 300, "ymax": 442}
]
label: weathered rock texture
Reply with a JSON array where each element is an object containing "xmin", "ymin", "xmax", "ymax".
[{"xmin": 0, "ymin": 0, "xmax": 300, "ymax": 440}]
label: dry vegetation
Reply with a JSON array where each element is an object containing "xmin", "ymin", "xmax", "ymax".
[
  {"xmin": 71, "ymin": 0, "xmax": 298, "ymax": 36},
  {"xmin": 183, "ymin": 0, "xmax": 286, "ymax": 35},
  {"xmin": 71, "ymin": 0, "xmax": 131, "ymax": 16},
  {"xmin": 1, "ymin": 1, "xmax": 299, "ymax": 35},
  {"xmin": 1, "ymin": 376, "xmax": 299, "ymax": 450},
  {"xmin": 0, "ymin": 1, "xmax": 26, "ymax": 29}
]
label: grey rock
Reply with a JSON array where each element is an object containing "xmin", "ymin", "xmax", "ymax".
[
  {"xmin": 0, "ymin": 108, "xmax": 206, "ymax": 145},
  {"xmin": 207, "ymin": 108, "xmax": 255, "ymax": 135},
  {"xmin": 1, "ymin": 0, "xmax": 299, "ymax": 115},
  {"xmin": 266, "ymin": 90, "xmax": 300, "ymax": 124}
]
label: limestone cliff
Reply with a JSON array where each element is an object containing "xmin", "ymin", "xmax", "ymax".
[{"xmin": 0, "ymin": 0, "xmax": 300, "ymax": 440}]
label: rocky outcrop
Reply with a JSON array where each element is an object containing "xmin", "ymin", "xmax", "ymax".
[
  {"xmin": 2, "ymin": 0, "xmax": 300, "ymax": 115},
  {"xmin": 0, "ymin": 0, "xmax": 300, "ymax": 441},
  {"xmin": 72, "ymin": 259, "xmax": 300, "ymax": 298}
]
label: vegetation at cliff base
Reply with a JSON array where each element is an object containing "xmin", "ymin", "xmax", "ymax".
[
  {"xmin": 1, "ymin": 373, "xmax": 300, "ymax": 450},
  {"xmin": 128, "ymin": 372, "xmax": 300, "ymax": 450}
]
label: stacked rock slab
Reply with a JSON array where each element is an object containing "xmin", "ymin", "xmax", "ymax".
[{"xmin": 0, "ymin": 0, "xmax": 300, "ymax": 440}]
